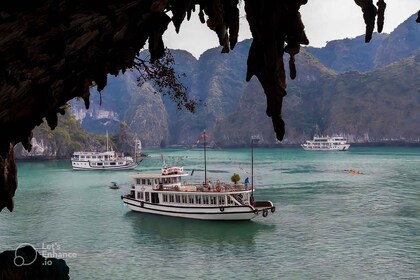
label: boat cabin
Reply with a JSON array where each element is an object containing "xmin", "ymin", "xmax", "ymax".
[{"xmin": 129, "ymin": 167, "xmax": 252, "ymax": 207}]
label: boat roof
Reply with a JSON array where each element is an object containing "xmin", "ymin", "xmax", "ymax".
[
  {"xmin": 73, "ymin": 151, "xmax": 116, "ymax": 155},
  {"xmin": 130, "ymin": 172, "xmax": 189, "ymax": 179}
]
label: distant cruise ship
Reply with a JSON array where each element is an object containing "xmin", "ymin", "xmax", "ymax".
[
  {"xmin": 301, "ymin": 135, "xmax": 350, "ymax": 151},
  {"xmin": 71, "ymin": 131, "xmax": 138, "ymax": 170},
  {"xmin": 71, "ymin": 150, "xmax": 137, "ymax": 170}
]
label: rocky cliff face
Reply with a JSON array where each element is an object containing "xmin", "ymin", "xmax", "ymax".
[
  {"xmin": 306, "ymin": 13, "xmax": 420, "ymax": 73},
  {"xmin": 69, "ymin": 18, "xmax": 419, "ymax": 147}
]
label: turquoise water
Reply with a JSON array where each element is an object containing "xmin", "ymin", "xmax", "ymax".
[{"xmin": 1, "ymin": 147, "xmax": 419, "ymax": 279}]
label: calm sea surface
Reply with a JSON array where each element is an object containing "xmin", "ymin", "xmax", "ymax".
[{"xmin": 1, "ymin": 147, "xmax": 419, "ymax": 279}]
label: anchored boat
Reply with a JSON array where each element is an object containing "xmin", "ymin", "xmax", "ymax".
[
  {"xmin": 71, "ymin": 131, "xmax": 138, "ymax": 170},
  {"xmin": 121, "ymin": 132, "xmax": 275, "ymax": 220},
  {"xmin": 301, "ymin": 135, "xmax": 350, "ymax": 151}
]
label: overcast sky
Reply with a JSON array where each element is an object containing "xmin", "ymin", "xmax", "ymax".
[{"xmin": 162, "ymin": 0, "xmax": 419, "ymax": 58}]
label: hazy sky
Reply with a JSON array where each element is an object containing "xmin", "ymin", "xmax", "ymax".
[{"xmin": 163, "ymin": 0, "xmax": 419, "ymax": 58}]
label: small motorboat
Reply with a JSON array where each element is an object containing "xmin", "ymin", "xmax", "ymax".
[{"xmin": 109, "ymin": 181, "xmax": 120, "ymax": 189}]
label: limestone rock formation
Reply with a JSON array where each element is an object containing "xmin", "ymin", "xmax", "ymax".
[{"xmin": 2, "ymin": 0, "xmax": 414, "ymax": 212}]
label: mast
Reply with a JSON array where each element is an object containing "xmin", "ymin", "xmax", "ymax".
[
  {"xmin": 204, "ymin": 129, "xmax": 207, "ymax": 185},
  {"xmin": 251, "ymin": 135, "xmax": 259, "ymax": 202},
  {"xmin": 106, "ymin": 130, "xmax": 109, "ymax": 151},
  {"xmin": 134, "ymin": 137, "xmax": 138, "ymax": 162}
]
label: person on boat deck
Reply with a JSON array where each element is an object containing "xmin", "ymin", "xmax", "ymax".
[
  {"xmin": 208, "ymin": 180, "xmax": 212, "ymax": 188},
  {"xmin": 244, "ymin": 177, "xmax": 249, "ymax": 187}
]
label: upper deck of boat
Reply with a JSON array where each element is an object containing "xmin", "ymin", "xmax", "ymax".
[{"xmin": 130, "ymin": 172, "xmax": 189, "ymax": 179}]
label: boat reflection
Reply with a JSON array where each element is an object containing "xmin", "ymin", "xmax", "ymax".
[{"xmin": 124, "ymin": 211, "xmax": 276, "ymax": 246}]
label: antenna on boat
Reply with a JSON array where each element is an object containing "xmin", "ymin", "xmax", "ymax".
[
  {"xmin": 203, "ymin": 129, "xmax": 207, "ymax": 185},
  {"xmin": 106, "ymin": 130, "xmax": 109, "ymax": 151},
  {"xmin": 251, "ymin": 135, "xmax": 259, "ymax": 203},
  {"xmin": 134, "ymin": 136, "xmax": 138, "ymax": 163}
]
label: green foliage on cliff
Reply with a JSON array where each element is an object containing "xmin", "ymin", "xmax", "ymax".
[{"xmin": 15, "ymin": 109, "xmax": 105, "ymax": 159}]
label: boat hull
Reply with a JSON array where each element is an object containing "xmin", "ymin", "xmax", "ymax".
[
  {"xmin": 301, "ymin": 144, "xmax": 350, "ymax": 151},
  {"xmin": 122, "ymin": 196, "xmax": 272, "ymax": 221},
  {"xmin": 72, "ymin": 162, "xmax": 138, "ymax": 171}
]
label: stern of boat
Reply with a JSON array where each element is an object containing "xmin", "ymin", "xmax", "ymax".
[{"xmin": 252, "ymin": 200, "xmax": 276, "ymax": 217}]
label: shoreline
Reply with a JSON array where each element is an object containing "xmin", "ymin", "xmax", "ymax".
[{"xmin": 15, "ymin": 142, "xmax": 420, "ymax": 161}]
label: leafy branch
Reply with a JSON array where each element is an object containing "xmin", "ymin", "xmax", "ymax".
[{"xmin": 133, "ymin": 49, "xmax": 196, "ymax": 113}]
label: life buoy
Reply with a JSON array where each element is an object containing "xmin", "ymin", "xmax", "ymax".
[
  {"xmin": 262, "ymin": 209, "xmax": 268, "ymax": 217},
  {"xmin": 271, "ymin": 207, "xmax": 276, "ymax": 213},
  {"xmin": 220, "ymin": 207, "xmax": 225, "ymax": 212}
]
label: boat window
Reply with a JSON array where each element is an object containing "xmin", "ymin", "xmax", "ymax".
[
  {"xmin": 119, "ymin": 162, "xmax": 124, "ymax": 164},
  {"xmin": 137, "ymin": 192, "xmax": 142, "ymax": 200},
  {"xmin": 147, "ymin": 179, "xmax": 151, "ymax": 185},
  {"xmin": 154, "ymin": 179, "xmax": 158, "ymax": 184},
  {"xmin": 141, "ymin": 179, "xmax": 146, "ymax": 185},
  {"xmin": 145, "ymin": 192, "xmax": 150, "ymax": 202},
  {"xmin": 195, "ymin": 195, "xmax": 201, "ymax": 204},
  {"xmin": 210, "ymin": 197, "xmax": 216, "ymax": 205},
  {"xmin": 169, "ymin": 195, "xmax": 174, "ymax": 203},
  {"xmin": 203, "ymin": 196, "xmax": 209, "ymax": 204},
  {"xmin": 151, "ymin": 193, "xmax": 159, "ymax": 204},
  {"xmin": 188, "ymin": 195, "xmax": 194, "ymax": 204},
  {"xmin": 97, "ymin": 163, "xmax": 103, "ymax": 166},
  {"xmin": 182, "ymin": 195, "xmax": 187, "ymax": 204},
  {"xmin": 175, "ymin": 195, "xmax": 181, "ymax": 203},
  {"xmin": 110, "ymin": 162, "xmax": 116, "ymax": 166},
  {"xmin": 137, "ymin": 179, "xmax": 141, "ymax": 184},
  {"xmin": 139, "ymin": 192, "xmax": 144, "ymax": 200},
  {"xmin": 227, "ymin": 196, "xmax": 233, "ymax": 205},
  {"xmin": 218, "ymin": 196, "xmax": 225, "ymax": 205},
  {"xmin": 163, "ymin": 194, "xmax": 168, "ymax": 202}
]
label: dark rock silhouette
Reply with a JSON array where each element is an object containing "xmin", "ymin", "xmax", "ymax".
[{"xmin": 0, "ymin": 245, "xmax": 69, "ymax": 279}]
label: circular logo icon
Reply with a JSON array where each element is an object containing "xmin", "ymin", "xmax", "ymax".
[{"xmin": 14, "ymin": 243, "xmax": 37, "ymax": 267}]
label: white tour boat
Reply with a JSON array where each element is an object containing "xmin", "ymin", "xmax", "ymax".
[
  {"xmin": 121, "ymin": 132, "xmax": 275, "ymax": 220},
  {"xmin": 71, "ymin": 132, "xmax": 138, "ymax": 170},
  {"xmin": 71, "ymin": 150, "xmax": 138, "ymax": 170},
  {"xmin": 301, "ymin": 135, "xmax": 350, "ymax": 151},
  {"xmin": 121, "ymin": 166, "xmax": 275, "ymax": 220}
]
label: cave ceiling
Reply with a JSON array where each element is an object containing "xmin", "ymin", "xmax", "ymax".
[{"xmin": 2, "ymin": 0, "xmax": 417, "ymax": 212}]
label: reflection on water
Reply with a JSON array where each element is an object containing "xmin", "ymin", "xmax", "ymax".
[{"xmin": 124, "ymin": 211, "xmax": 276, "ymax": 246}]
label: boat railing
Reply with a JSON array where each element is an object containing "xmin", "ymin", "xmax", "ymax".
[{"xmin": 175, "ymin": 182, "xmax": 251, "ymax": 193}]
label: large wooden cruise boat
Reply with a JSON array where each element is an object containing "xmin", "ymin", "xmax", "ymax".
[
  {"xmin": 121, "ymin": 132, "xmax": 275, "ymax": 220},
  {"xmin": 121, "ymin": 166, "xmax": 275, "ymax": 220}
]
